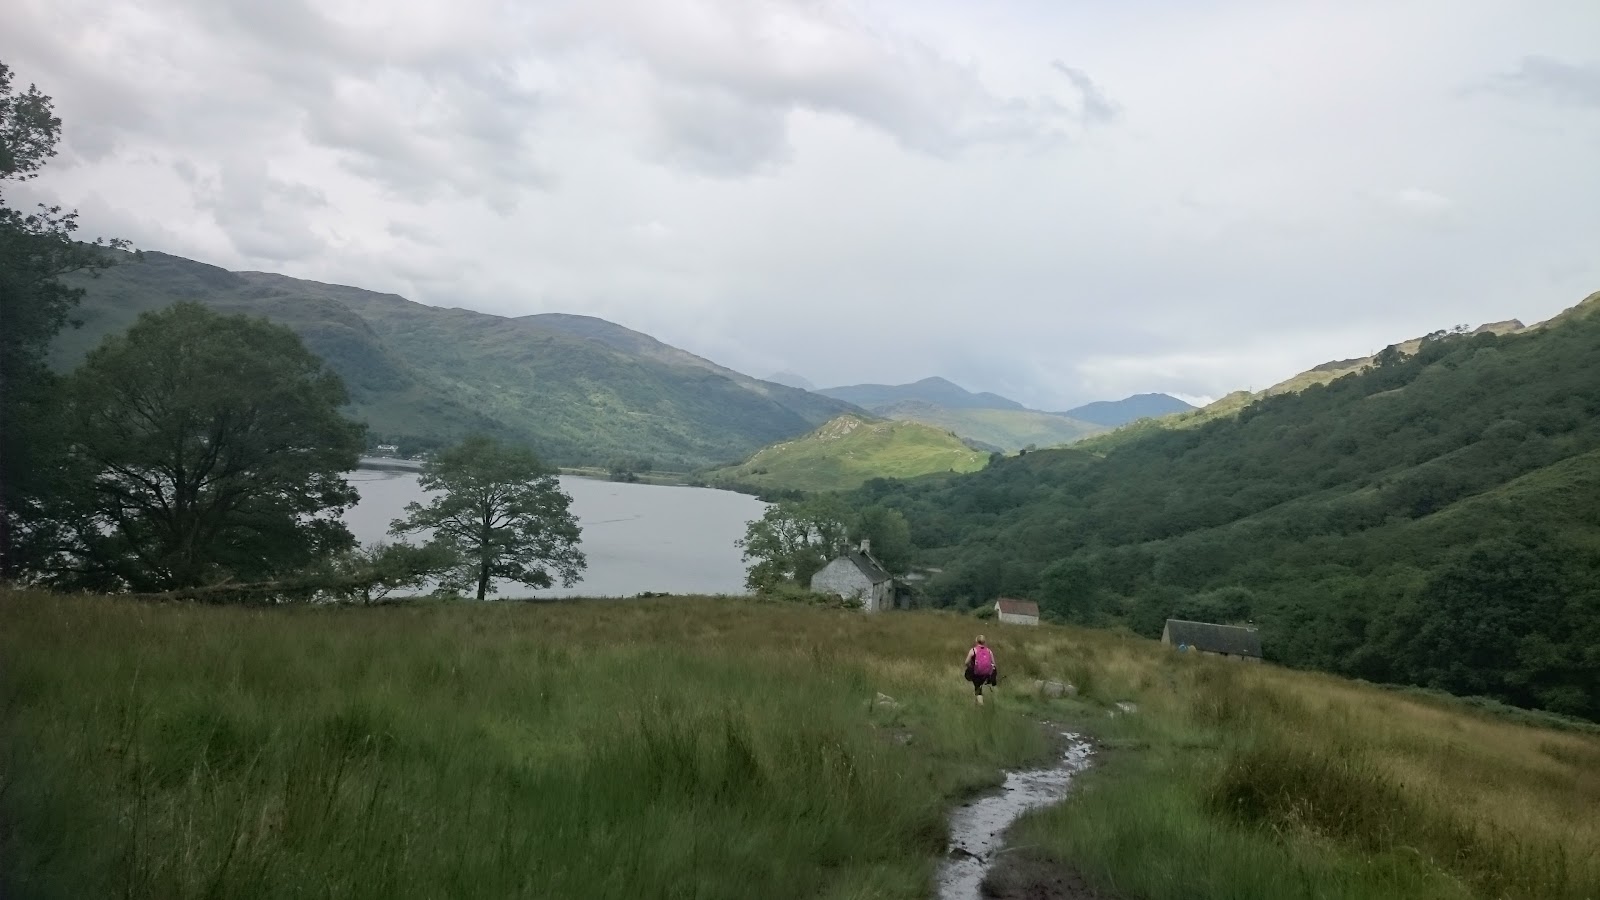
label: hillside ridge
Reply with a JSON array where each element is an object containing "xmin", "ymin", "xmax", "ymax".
[
  {"xmin": 707, "ymin": 413, "xmax": 989, "ymax": 493},
  {"xmin": 58, "ymin": 251, "xmax": 859, "ymax": 468}
]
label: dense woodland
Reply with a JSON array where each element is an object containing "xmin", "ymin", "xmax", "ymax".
[{"xmin": 855, "ymin": 310, "xmax": 1600, "ymax": 720}]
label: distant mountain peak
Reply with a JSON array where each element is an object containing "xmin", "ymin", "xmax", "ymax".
[
  {"xmin": 818, "ymin": 377, "xmax": 1024, "ymax": 412},
  {"xmin": 1061, "ymin": 393, "xmax": 1196, "ymax": 427}
]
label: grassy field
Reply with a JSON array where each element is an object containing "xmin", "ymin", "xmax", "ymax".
[
  {"xmin": 707, "ymin": 414, "xmax": 989, "ymax": 493},
  {"xmin": 2, "ymin": 592, "xmax": 1595, "ymax": 900}
]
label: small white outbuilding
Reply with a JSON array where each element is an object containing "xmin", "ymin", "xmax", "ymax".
[{"xmin": 994, "ymin": 598, "xmax": 1040, "ymax": 626}]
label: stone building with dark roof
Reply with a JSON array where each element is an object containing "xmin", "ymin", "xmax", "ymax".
[
  {"xmin": 1161, "ymin": 619, "xmax": 1263, "ymax": 662},
  {"xmin": 810, "ymin": 541, "xmax": 895, "ymax": 612}
]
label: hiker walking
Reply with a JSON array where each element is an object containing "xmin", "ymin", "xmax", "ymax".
[{"xmin": 964, "ymin": 635, "xmax": 998, "ymax": 705}]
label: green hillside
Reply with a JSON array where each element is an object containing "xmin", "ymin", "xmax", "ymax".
[
  {"xmin": 874, "ymin": 399, "xmax": 1105, "ymax": 452},
  {"xmin": 707, "ymin": 414, "xmax": 989, "ymax": 493},
  {"xmin": 1074, "ymin": 319, "xmax": 1530, "ymax": 453},
  {"xmin": 55, "ymin": 252, "xmax": 858, "ymax": 469},
  {"xmin": 852, "ymin": 300, "xmax": 1600, "ymax": 720}
]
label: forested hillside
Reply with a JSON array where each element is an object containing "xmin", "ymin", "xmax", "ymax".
[
  {"xmin": 855, "ymin": 306, "xmax": 1600, "ymax": 719},
  {"xmin": 55, "ymin": 252, "xmax": 858, "ymax": 468}
]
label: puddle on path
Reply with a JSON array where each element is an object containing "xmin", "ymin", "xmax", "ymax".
[{"xmin": 936, "ymin": 732, "xmax": 1094, "ymax": 900}]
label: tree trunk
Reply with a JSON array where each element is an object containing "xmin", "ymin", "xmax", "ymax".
[{"xmin": 477, "ymin": 564, "xmax": 489, "ymax": 601}]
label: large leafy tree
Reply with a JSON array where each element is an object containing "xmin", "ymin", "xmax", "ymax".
[
  {"xmin": 0, "ymin": 60, "xmax": 130, "ymax": 576},
  {"xmin": 739, "ymin": 498, "xmax": 914, "ymax": 593},
  {"xmin": 391, "ymin": 436, "xmax": 585, "ymax": 601},
  {"xmin": 54, "ymin": 303, "xmax": 364, "ymax": 591},
  {"xmin": 854, "ymin": 505, "xmax": 912, "ymax": 576},
  {"xmin": 737, "ymin": 495, "xmax": 854, "ymax": 591}
]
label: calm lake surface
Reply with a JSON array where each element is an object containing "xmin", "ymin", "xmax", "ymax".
[{"xmin": 344, "ymin": 469, "xmax": 767, "ymax": 598}]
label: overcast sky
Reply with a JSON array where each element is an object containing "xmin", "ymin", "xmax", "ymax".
[{"xmin": 6, "ymin": 0, "xmax": 1598, "ymax": 408}]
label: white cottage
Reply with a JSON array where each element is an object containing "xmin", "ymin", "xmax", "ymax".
[{"xmin": 810, "ymin": 541, "xmax": 895, "ymax": 612}]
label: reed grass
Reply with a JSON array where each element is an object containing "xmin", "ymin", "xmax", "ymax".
[{"xmin": 2, "ymin": 591, "xmax": 1594, "ymax": 899}]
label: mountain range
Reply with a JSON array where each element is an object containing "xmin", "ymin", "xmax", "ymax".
[
  {"xmin": 56, "ymin": 252, "xmax": 858, "ymax": 470},
  {"xmin": 814, "ymin": 376, "xmax": 1194, "ymax": 452},
  {"xmin": 54, "ymin": 250, "xmax": 1200, "ymax": 469}
]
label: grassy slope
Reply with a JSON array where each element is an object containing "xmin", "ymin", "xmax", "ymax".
[
  {"xmin": 874, "ymin": 400, "xmax": 1106, "ymax": 452},
  {"xmin": 2, "ymin": 593, "xmax": 1595, "ymax": 900},
  {"xmin": 55, "ymin": 252, "xmax": 857, "ymax": 469},
  {"xmin": 706, "ymin": 414, "xmax": 990, "ymax": 493}
]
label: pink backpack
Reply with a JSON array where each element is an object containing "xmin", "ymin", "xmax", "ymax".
[{"xmin": 973, "ymin": 645, "xmax": 994, "ymax": 677}]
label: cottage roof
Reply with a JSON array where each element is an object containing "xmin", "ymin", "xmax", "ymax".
[
  {"xmin": 1164, "ymin": 619, "xmax": 1262, "ymax": 658},
  {"xmin": 844, "ymin": 550, "xmax": 891, "ymax": 584},
  {"xmin": 995, "ymin": 598, "xmax": 1040, "ymax": 617}
]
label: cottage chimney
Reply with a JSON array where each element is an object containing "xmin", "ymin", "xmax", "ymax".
[{"xmin": 859, "ymin": 539, "xmax": 871, "ymax": 555}]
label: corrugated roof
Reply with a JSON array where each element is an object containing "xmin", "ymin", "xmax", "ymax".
[
  {"xmin": 1164, "ymin": 619, "xmax": 1262, "ymax": 658},
  {"xmin": 995, "ymin": 598, "xmax": 1040, "ymax": 617}
]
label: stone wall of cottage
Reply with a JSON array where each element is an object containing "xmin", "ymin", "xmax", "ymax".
[
  {"xmin": 810, "ymin": 560, "xmax": 894, "ymax": 613},
  {"xmin": 811, "ymin": 559, "xmax": 872, "ymax": 603}
]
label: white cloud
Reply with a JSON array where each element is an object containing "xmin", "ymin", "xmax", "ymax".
[
  {"xmin": 3, "ymin": 0, "xmax": 1598, "ymax": 408},
  {"xmin": 1389, "ymin": 187, "xmax": 1453, "ymax": 217}
]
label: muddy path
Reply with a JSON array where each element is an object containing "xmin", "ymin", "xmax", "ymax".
[{"xmin": 935, "ymin": 731, "xmax": 1094, "ymax": 900}]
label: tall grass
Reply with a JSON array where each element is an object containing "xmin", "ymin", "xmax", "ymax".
[
  {"xmin": 0, "ymin": 593, "xmax": 1048, "ymax": 899},
  {"xmin": 1012, "ymin": 649, "xmax": 1600, "ymax": 900},
  {"xmin": 2, "ymin": 592, "xmax": 1595, "ymax": 899}
]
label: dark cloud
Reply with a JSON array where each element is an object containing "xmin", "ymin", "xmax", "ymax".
[
  {"xmin": 193, "ymin": 161, "xmax": 328, "ymax": 263},
  {"xmin": 648, "ymin": 86, "xmax": 792, "ymax": 176},
  {"xmin": 1051, "ymin": 61, "xmax": 1120, "ymax": 125},
  {"xmin": 1495, "ymin": 56, "xmax": 1600, "ymax": 108},
  {"xmin": 545, "ymin": 0, "xmax": 1089, "ymax": 174}
]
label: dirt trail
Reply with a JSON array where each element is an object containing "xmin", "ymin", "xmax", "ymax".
[{"xmin": 935, "ymin": 732, "xmax": 1094, "ymax": 900}]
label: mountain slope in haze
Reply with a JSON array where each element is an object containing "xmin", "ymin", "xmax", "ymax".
[
  {"xmin": 706, "ymin": 414, "xmax": 989, "ymax": 493},
  {"xmin": 56, "ymin": 252, "xmax": 860, "ymax": 469},
  {"xmin": 873, "ymin": 400, "xmax": 1105, "ymax": 453},
  {"xmin": 519, "ymin": 313, "xmax": 847, "ymax": 427},
  {"xmin": 1072, "ymin": 318, "xmax": 1534, "ymax": 454},
  {"xmin": 818, "ymin": 376, "xmax": 1120, "ymax": 452},
  {"xmin": 818, "ymin": 377, "xmax": 1025, "ymax": 411},
  {"xmin": 1060, "ymin": 392, "xmax": 1195, "ymax": 427},
  {"xmin": 765, "ymin": 371, "xmax": 816, "ymax": 391},
  {"xmin": 856, "ymin": 298, "xmax": 1600, "ymax": 719}
]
